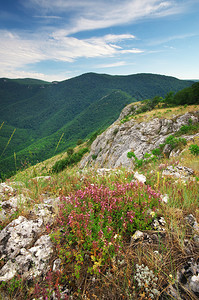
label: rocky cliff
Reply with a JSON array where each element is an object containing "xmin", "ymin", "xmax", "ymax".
[{"xmin": 80, "ymin": 104, "xmax": 199, "ymax": 169}]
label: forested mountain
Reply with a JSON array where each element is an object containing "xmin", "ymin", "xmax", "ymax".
[{"xmin": 0, "ymin": 73, "xmax": 194, "ymax": 177}]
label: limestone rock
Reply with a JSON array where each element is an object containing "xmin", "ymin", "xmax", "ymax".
[
  {"xmin": 152, "ymin": 217, "xmax": 166, "ymax": 231},
  {"xmin": 0, "ymin": 235, "xmax": 53, "ymax": 281},
  {"xmin": 177, "ymin": 259, "xmax": 199, "ymax": 296},
  {"xmin": 31, "ymin": 176, "xmax": 51, "ymax": 181},
  {"xmin": 185, "ymin": 214, "xmax": 199, "ymax": 234},
  {"xmin": 134, "ymin": 172, "xmax": 146, "ymax": 184},
  {"xmin": 131, "ymin": 230, "xmax": 144, "ymax": 243},
  {"xmin": 162, "ymin": 165, "xmax": 194, "ymax": 181},
  {"xmin": 190, "ymin": 275, "xmax": 199, "ymax": 293},
  {"xmin": 80, "ymin": 110, "xmax": 199, "ymax": 169},
  {"xmin": 117, "ymin": 103, "xmax": 141, "ymax": 121},
  {"xmin": 0, "ymin": 216, "xmax": 44, "ymax": 259},
  {"xmin": 33, "ymin": 203, "xmax": 55, "ymax": 225},
  {"xmin": 160, "ymin": 194, "xmax": 169, "ymax": 203},
  {"xmin": 1, "ymin": 194, "xmax": 28, "ymax": 210},
  {"xmin": 162, "ymin": 144, "xmax": 172, "ymax": 157}
]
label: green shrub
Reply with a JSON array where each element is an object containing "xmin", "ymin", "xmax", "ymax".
[
  {"xmin": 113, "ymin": 128, "xmax": 119, "ymax": 135},
  {"xmin": 120, "ymin": 116, "xmax": 130, "ymax": 124},
  {"xmin": 144, "ymin": 153, "xmax": 152, "ymax": 159},
  {"xmin": 165, "ymin": 135, "xmax": 187, "ymax": 150},
  {"xmin": 52, "ymin": 147, "xmax": 89, "ymax": 173},
  {"xmin": 179, "ymin": 125, "xmax": 190, "ymax": 134},
  {"xmin": 176, "ymin": 122, "xmax": 199, "ymax": 136},
  {"xmin": 127, "ymin": 152, "xmax": 143, "ymax": 168},
  {"xmin": 77, "ymin": 139, "xmax": 83, "ymax": 145},
  {"xmin": 87, "ymin": 130, "xmax": 101, "ymax": 145},
  {"xmin": 67, "ymin": 147, "xmax": 74, "ymax": 156},
  {"xmin": 189, "ymin": 144, "xmax": 199, "ymax": 156},
  {"xmin": 151, "ymin": 148, "xmax": 162, "ymax": 156},
  {"xmin": 127, "ymin": 151, "xmax": 136, "ymax": 159}
]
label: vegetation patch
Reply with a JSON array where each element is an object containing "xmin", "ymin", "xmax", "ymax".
[
  {"xmin": 51, "ymin": 147, "xmax": 89, "ymax": 173},
  {"xmin": 189, "ymin": 144, "xmax": 199, "ymax": 156}
]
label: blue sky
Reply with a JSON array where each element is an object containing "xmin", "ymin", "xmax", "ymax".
[{"xmin": 0, "ymin": 0, "xmax": 199, "ymax": 81}]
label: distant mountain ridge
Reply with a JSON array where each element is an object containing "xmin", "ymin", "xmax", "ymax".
[{"xmin": 0, "ymin": 72, "xmax": 194, "ymax": 178}]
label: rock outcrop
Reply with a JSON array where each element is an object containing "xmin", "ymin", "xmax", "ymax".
[
  {"xmin": 80, "ymin": 110, "xmax": 199, "ymax": 169},
  {"xmin": 0, "ymin": 182, "xmax": 56, "ymax": 282}
]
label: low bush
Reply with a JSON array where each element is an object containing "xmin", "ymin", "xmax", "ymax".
[
  {"xmin": 151, "ymin": 148, "xmax": 162, "ymax": 156},
  {"xmin": 51, "ymin": 147, "xmax": 89, "ymax": 173},
  {"xmin": 189, "ymin": 144, "xmax": 199, "ymax": 156},
  {"xmin": 176, "ymin": 122, "xmax": 199, "ymax": 136},
  {"xmin": 165, "ymin": 135, "xmax": 187, "ymax": 150}
]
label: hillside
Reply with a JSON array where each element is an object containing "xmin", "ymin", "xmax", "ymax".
[
  {"xmin": 0, "ymin": 73, "xmax": 194, "ymax": 178},
  {"xmin": 0, "ymin": 102, "xmax": 198, "ymax": 299}
]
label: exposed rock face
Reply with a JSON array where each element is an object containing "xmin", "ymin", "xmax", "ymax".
[
  {"xmin": 0, "ymin": 235, "xmax": 53, "ymax": 281},
  {"xmin": 0, "ymin": 182, "xmax": 55, "ymax": 282},
  {"xmin": 80, "ymin": 111, "xmax": 199, "ymax": 169}
]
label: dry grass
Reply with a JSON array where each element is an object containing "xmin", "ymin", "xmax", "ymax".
[{"xmin": 125, "ymin": 104, "xmax": 199, "ymax": 123}]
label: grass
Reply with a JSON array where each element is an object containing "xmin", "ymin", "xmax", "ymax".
[
  {"xmin": 0, "ymin": 143, "xmax": 198, "ymax": 299},
  {"xmin": 119, "ymin": 104, "xmax": 199, "ymax": 124}
]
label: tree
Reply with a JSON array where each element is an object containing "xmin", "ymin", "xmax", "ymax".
[{"xmin": 67, "ymin": 147, "xmax": 74, "ymax": 156}]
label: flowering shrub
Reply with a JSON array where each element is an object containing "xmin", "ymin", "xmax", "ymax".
[{"xmin": 51, "ymin": 181, "xmax": 161, "ymax": 278}]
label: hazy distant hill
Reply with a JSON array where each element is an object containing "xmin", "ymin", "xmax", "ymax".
[{"xmin": 0, "ymin": 73, "xmax": 193, "ymax": 177}]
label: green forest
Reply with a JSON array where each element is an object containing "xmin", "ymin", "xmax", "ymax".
[{"xmin": 0, "ymin": 73, "xmax": 196, "ymax": 178}]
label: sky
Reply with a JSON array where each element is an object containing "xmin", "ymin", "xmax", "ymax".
[{"xmin": 0, "ymin": 0, "xmax": 199, "ymax": 82}]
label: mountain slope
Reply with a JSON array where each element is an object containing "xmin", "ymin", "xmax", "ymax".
[{"xmin": 0, "ymin": 73, "xmax": 194, "ymax": 177}]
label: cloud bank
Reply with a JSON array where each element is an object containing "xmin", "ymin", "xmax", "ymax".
[{"xmin": 0, "ymin": 0, "xmax": 195, "ymax": 80}]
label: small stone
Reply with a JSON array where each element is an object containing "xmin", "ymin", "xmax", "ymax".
[
  {"xmin": 159, "ymin": 217, "xmax": 166, "ymax": 226},
  {"xmin": 190, "ymin": 275, "xmax": 199, "ymax": 293},
  {"xmin": 53, "ymin": 258, "xmax": 62, "ymax": 272},
  {"xmin": 165, "ymin": 284, "xmax": 183, "ymax": 300},
  {"xmin": 152, "ymin": 218, "xmax": 166, "ymax": 231},
  {"xmin": 134, "ymin": 172, "xmax": 146, "ymax": 184},
  {"xmin": 185, "ymin": 214, "xmax": 197, "ymax": 226},
  {"xmin": 31, "ymin": 176, "xmax": 51, "ymax": 181},
  {"xmin": 193, "ymin": 234, "xmax": 199, "ymax": 243},
  {"xmin": 161, "ymin": 194, "xmax": 169, "ymax": 203},
  {"xmin": 131, "ymin": 230, "xmax": 144, "ymax": 243},
  {"xmin": 97, "ymin": 168, "xmax": 112, "ymax": 175}
]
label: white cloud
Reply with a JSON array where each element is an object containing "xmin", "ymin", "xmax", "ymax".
[
  {"xmin": 0, "ymin": 31, "xmax": 46, "ymax": 69},
  {"xmin": 148, "ymin": 33, "xmax": 198, "ymax": 46},
  {"xmin": 0, "ymin": 30, "xmax": 142, "ymax": 79},
  {"xmin": 34, "ymin": 15, "xmax": 62, "ymax": 19},
  {"xmin": 96, "ymin": 61, "xmax": 128, "ymax": 69},
  {"xmin": 121, "ymin": 48, "xmax": 144, "ymax": 54},
  {"xmin": 23, "ymin": 0, "xmax": 189, "ymax": 35},
  {"xmin": 0, "ymin": 69, "xmax": 69, "ymax": 82}
]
